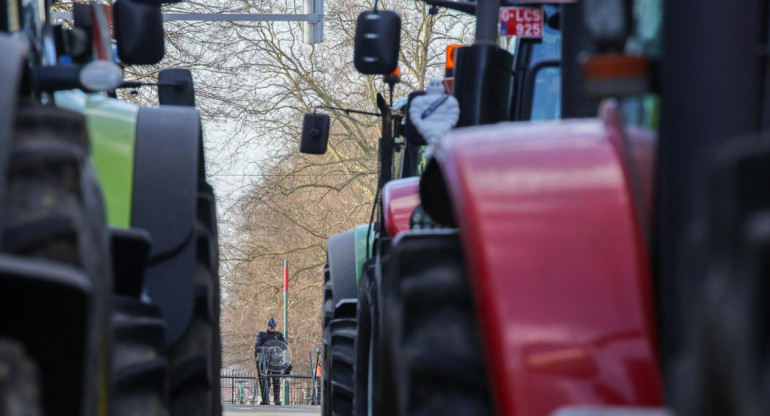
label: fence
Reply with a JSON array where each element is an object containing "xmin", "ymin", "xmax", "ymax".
[{"xmin": 220, "ymin": 372, "xmax": 320, "ymax": 406}]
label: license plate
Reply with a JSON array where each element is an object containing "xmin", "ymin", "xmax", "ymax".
[{"xmin": 499, "ymin": 7, "xmax": 543, "ymax": 38}]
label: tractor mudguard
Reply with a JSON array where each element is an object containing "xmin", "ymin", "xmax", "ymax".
[
  {"xmin": 327, "ymin": 230, "xmax": 359, "ymax": 303},
  {"xmin": 0, "ymin": 255, "xmax": 92, "ymax": 416},
  {"xmin": 382, "ymin": 177, "xmax": 420, "ymax": 238},
  {"xmin": 0, "ymin": 35, "xmax": 28, "ymax": 241},
  {"xmin": 430, "ymin": 101, "xmax": 662, "ymax": 415},
  {"xmin": 132, "ymin": 105, "xmax": 201, "ymax": 347}
]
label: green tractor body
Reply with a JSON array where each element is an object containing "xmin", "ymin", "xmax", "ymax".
[
  {"xmin": 55, "ymin": 90, "xmax": 139, "ymax": 229},
  {"xmin": 353, "ymin": 224, "xmax": 374, "ymax": 285}
]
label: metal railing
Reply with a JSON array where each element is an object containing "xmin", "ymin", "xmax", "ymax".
[{"xmin": 220, "ymin": 372, "xmax": 320, "ymax": 406}]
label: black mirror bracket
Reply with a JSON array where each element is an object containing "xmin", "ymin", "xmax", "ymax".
[
  {"xmin": 120, "ymin": 80, "xmax": 187, "ymax": 89},
  {"xmin": 313, "ymin": 105, "xmax": 381, "ymax": 118}
]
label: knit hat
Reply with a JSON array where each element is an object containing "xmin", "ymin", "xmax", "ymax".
[{"xmin": 267, "ymin": 317, "xmax": 277, "ymax": 328}]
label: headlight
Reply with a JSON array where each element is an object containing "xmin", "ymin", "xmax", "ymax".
[{"xmin": 80, "ymin": 60, "xmax": 124, "ymax": 92}]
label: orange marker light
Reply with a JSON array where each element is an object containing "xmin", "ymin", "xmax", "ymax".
[
  {"xmin": 445, "ymin": 44, "xmax": 463, "ymax": 72},
  {"xmin": 582, "ymin": 54, "xmax": 650, "ymax": 97},
  {"xmin": 384, "ymin": 65, "xmax": 401, "ymax": 86},
  {"xmin": 583, "ymin": 54, "xmax": 648, "ymax": 80}
]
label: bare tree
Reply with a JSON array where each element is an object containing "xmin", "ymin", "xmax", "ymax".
[
  {"xmin": 161, "ymin": 0, "xmax": 474, "ymax": 375},
  {"xmin": 60, "ymin": 0, "xmax": 473, "ymax": 375}
]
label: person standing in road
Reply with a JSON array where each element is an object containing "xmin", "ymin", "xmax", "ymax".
[
  {"xmin": 255, "ymin": 318, "xmax": 291, "ymax": 405},
  {"xmin": 312, "ymin": 361, "xmax": 322, "ymax": 405}
]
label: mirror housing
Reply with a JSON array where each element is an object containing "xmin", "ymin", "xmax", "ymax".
[
  {"xmin": 300, "ymin": 113, "xmax": 330, "ymax": 154},
  {"xmin": 353, "ymin": 10, "xmax": 401, "ymax": 75},
  {"xmin": 159, "ymin": 68, "xmax": 195, "ymax": 107},
  {"xmin": 113, "ymin": 0, "xmax": 165, "ymax": 65}
]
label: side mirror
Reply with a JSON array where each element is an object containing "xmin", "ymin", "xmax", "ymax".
[
  {"xmin": 353, "ymin": 10, "xmax": 401, "ymax": 75},
  {"xmin": 300, "ymin": 113, "xmax": 330, "ymax": 154},
  {"xmin": 113, "ymin": 0, "xmax": 165, "ymax": 65},
  {"xmin": 158, "ymin": 68, "xmax": 195, "ymax": 107}
]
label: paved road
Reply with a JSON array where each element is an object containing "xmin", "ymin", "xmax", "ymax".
[{"xmin": 223, "ymin": 405, "xmax": 320, "ymax": 415}]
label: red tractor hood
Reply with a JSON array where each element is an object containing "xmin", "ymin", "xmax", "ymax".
[{"xmin": 432, "ymin": 101, "xmax": 662, "ymax": 416}]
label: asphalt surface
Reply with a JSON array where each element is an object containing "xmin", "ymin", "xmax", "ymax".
[{"xmin": 223, "ymin": 404, "xmax": 320, "ymax": 415}]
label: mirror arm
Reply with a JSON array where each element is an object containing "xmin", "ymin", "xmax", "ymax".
[
  {"xmin": 422, "ymin": 0, "xmax": 476, "ymax": 16},
  {"xmin": 313, "ymin": 105, "xmax": 381, "ymax": 118},
  {"xmin": 308, "ymin": 105, "xmax": 381, "ymax": 144},
  {"xmin": 118, "ymin": 80, "xmax": 187, "ymax": 89}
]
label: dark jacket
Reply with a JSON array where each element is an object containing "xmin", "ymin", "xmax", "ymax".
[
  {"xmin": 255, "ymin": 330, "xmax": 286, "ymax": 358},
  {"xmin": 255, "ymin": 330, "xmax": 290, "ymax": 375}
]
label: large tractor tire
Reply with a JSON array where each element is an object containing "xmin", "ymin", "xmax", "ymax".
[
  {"xmin": 329, "ymin": 302, "xmax": 357, "ymax": 416},
  {"xmin": 0, "ymin": 338, "xmax": 42, "ymax": 416},
  {"xmin": 321, "ymin": 266, "xmax": 333, "ymax": 416},
  {"xmin": 197, "ymin": 184, "xmax": 222, "ymax": 416},
  {"xmin": 322, "ymin": 230, "xmax": 358, "ymax": 416},
  {"xmin": 323, "ymin": 265, "xmax": 334, "ymax": 333},
  {"xmin": 353, "ymin": 238, "xmax": 397, "ymax": 416},
  {"xmin": 168, "ymin": 188, "xmax": 221, "ymax": 416},
  {"xmin": 2, "ymin": 105, "xmax": 111, "ymax": 416},
  {"xmin": 353, "ymin": 260, "xmax": 375, "ymax": 416},
  {"xmin": 386, "ymin": 231, "xmax": 492, "ymax": 416},
  {"xmin": 168, "ymin": 244, "xmax": 218, "ymax": 416},
  {"xmin": 111, "ymin": 297, "xmax": 168, "ymax": 416},
  {"xmin": 322, "ymin": 323, "xmax": 332, "ymax": 416}
]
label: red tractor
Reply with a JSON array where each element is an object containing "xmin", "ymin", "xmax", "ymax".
[{"xmin": 304, "ymin": 0, "xmax": 769, "ymax": 415}]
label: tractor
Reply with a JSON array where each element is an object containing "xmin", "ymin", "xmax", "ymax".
[
  {"xmin": 0, "ymin": 0, "xmax": 221, "ymax": 415},
  {"xmin": 301, "ymin": 2, "xmax": 574, "ymax": 415},
  {"xmin": 305, "ymin": 0, "xmax": 770, "ymax": 415}
]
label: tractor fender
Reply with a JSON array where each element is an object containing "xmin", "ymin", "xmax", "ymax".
[
  {"xmin": 327, "ymin": 230, "xmax": 358, "ymax": 304},
  {"xmin": 0, "ymin": 35, "xmax": 28, "ymax": 241},
  {"xmin": 132, "ymin": 105, "xmax": 201, "ymax": 347},
  {"xmin": 382, "ymin": 177, "xmax": 420, "ymax": 238},
  {"xmin": 431, "ymin": 102, "xmax": 662, "ymax": 415}
]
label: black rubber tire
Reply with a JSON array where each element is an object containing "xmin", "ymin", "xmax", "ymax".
[
  {"xmin": 168, "ymin": 262, "xmax": 215, "ymax": 416},
  {"xmin": 0, "ymin": 338, "xmax": 43, "ymax": 416},
  {"xmin": 111, "ymin": 296, "xmax": 168, "ymax": 416},
  {"xmin": 2, "ymin": 106, "xmax": 112, "ymax": 416},
  {"xmin": 197, "ymin": 188, "xmax": 223, "ymax": 416},
  {"xmin": 329, "ymin": 317, "xmax": 356, "ymax": 416},
  {"xmin": 322, "ymin": 323, "xmax": 332, "ymax": 416},
  {"xmin": 372, "ymin": 240, "xmax": 397, "ymax": 416},
  {"xmin": 323, "ymin": 266, "xmax": 334, "ymax": 332},
  {"xmin": 353, "ymin": 260, "xmax": 375, "ymax": 416},
  {"xmin": 321, "ymin": 265, "xmax": 333, "ymax": 416},
  {"xmin": 388, "ymin": 232, "xmax": 492, "ymax": 416},
  {"xmin": 168, "ymin": 214, "xmax": 220, "ymax": 416}
]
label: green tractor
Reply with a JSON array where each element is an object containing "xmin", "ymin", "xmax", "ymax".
[{"xmin": 0, "ymin": 0, "xmax": 221, "ymax": 415}]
